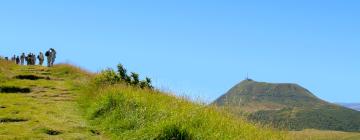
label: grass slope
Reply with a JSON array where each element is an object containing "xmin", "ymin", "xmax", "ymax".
[
  {"xmin": 290, "ymin": 129, "xmax": 360, "ymax": 140},
  {"xmin": 0, "ymin": 60, "xmax": 104, "ymax": 139},
  {"xmin": 2, "ymin": 59, "xmax": 359, "ymax": 139},
  {"xmin": 1, "ymin": 60, "xmax": 285, "ymax": 139},
  {"xmin": 77, "ymin": 70, "xmax": 286, "ymax": 139}
]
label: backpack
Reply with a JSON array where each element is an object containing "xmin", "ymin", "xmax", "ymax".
[{"xmin": 45, "ymin": 51, "xmax": 50, "ymax": 57}]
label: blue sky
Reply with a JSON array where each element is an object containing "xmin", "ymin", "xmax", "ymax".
[{"xmin": 0, "ymin": 0, "xmax": 359, "ymax": 103}]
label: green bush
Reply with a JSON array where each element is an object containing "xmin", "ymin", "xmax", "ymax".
[
  {"xmin": 94, "ymin": 68, "xmax": 119, "ymax": 85},
  {"xmin": 95, "ymin": 64, "xmax": 153, "ymax": 89}
]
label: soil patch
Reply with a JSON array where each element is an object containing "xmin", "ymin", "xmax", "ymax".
[
  {"xmin": 0, "ymin": 86, "xmax": 31, "ymax": 93},
  {"xmin": 15, "ymin": 75, "xmax": 50, "ymax": 80},
  {"xmin": 42, "ymin": 128, "xmax": 62, "ymax": 135},
  {"xmin": 0, "ymin": 118, "xmax": 28, "ymax": 123}
]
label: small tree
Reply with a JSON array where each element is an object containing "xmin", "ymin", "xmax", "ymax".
[
  {"xmin": 139, "ymin": 81, "xmax": 147, "ymax": 89},
  {"xmin": 117, "ymin": 64, "xmax": 127, "ymax": 80},
  {"xmin": 131, "ymin": 72, "xmax": 139, "ymax": 85},
  {"xmin": 125, "ymin": 75, "xmax": 132, "ymax": 84},
  {"xmin": 145, "ymin": 77, "xmax": 153, "ymax": 89}
]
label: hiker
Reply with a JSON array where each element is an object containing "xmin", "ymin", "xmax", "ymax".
[
  {"xmin": 50, "ymin": 48, "xmax": 56, "ymax": 66},
  {"xmin": 11, "ymin": 55, "xmax": 16, "ymax": 63},
  {"xmin": 20, "ymin": 53, "xmax": 25, "ymax": 65},
  {"xmin": 27, "ymin": 53, "xmax": 32, "ymax": 65},
  {"xmin": 32, "ymin": 53, "xmax": 36, "ymax": 65},
  {"xmin": 16, "ymin": 56, "xmax": 20, "ymax": 65},
  {"xmin": 5, "ymin": 57, "xmax": 8, "ymax": 61},
  {"xmin": 37, "ymin": 52, "xmax": 44, "ymax": 66},
  {"xmin": 45, "ymin": 50, "xmax": 52, "ymax": 67}
]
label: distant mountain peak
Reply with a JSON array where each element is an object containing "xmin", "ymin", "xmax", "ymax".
[
  {"xmin": 213, "ymin": 80, "xmax": 360, "ymax": 132},
  {"xmin": 214, "ymin": 80, "xmax": 320, "ymax": 109}
]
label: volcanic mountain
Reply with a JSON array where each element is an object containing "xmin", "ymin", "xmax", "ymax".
[{"xmin": 213, "ymin": 79, "xmax": 360, "ymax": 132}]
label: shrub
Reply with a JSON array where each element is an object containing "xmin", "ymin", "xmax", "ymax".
[
  {"xmin": 95, "ymin": 68, "xmax": 120, "ymax": 85},
  {"xmin": 130, "ymin": 72, "xmax": 140, "ymax": 85},
  {"xmin": 117, "ymin": 64, "xmax": 127, "ymax": 80},
  {"xmin": 95, "ymin": 64, "xmax": 154, "ymax": 90}
]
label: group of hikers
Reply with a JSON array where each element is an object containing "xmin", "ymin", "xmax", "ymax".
[{"xmin": 4, "ymin": 48, "xmax": 57, "ymax": 67}]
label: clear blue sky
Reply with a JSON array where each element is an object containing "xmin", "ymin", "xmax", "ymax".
[{"xmin": 1, "ymin": 0, "xmax": 359, "ymax": 103}]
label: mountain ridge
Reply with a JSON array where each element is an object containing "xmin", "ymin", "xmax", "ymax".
[{"xmin": 213, "ymin": 79, "xmax": 360, "ymax": 132}]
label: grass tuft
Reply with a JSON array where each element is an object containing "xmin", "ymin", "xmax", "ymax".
[{"xmin": 155, "ymin": 124, "xmax": 193, "ymax": 140}]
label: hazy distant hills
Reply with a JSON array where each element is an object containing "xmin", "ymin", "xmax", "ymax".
[
  {"xmin": 213, "ymin": 79, "xmax": 360, "ymax": 132},
  {"xmin": 337, "ymin": 103, "xmax": 360, "ymax": 111}
]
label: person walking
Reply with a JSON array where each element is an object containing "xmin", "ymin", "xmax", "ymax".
[
  {"xmin": 20, "ymin": 53, "xmax": 25, "ymax": 65},
  {"xmin": 37, "ymin": 52, "xmax": 44, "ymax": 66},
  {"xmin": 50, "ymin": 48, "xmax": 56, "ymax": 66},
  {"xmin": 11, "ymin": 55, "xmax": 16, "ymax": 63},
  {"xmin": 26, "ymin": 53, "xmax": 32, "ymax": 65},
  {"xmin": 32, "ymin": 53, "xmax": 36, "ymax": 65},
  {"xmin": 45, "ymin": 50, "xmax": 52, "ymax": 67},
  {"xmin": 16, "ymin": 56, "xmax": 20, "ymax": 65}
]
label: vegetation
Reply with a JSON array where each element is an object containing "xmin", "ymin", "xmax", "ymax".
[
  {"xmin": 290, "ymin": 129, "xmax": 360, "ymax": 140},
  {"xmin": 96, "ymin": 64, "xmax": 153, "ymax": 89},
  {"xmin": 3, "ymin": 59, "xmax": 359, "ymax": 139},
  {"xmin": 213, "ymin": 80, "xmax": 360, "ymax": 132},
  {"xmin": 78, "ymin": 64, "xmax": 286, "ymax": 140},
  {"xmin": 0, "ymin": 60, "xmax": 285, "ymax": 139},
  {"xmin": 0, "ymin": 60, "xmax": 104, "ymax": 139},
  {"xmin": 249, "ymin": 106, "xmax": 360, "ymax": 132}
]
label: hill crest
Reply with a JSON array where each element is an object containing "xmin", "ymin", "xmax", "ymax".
[{"xmin": 213, "ymin": 79, "xmax": 360, "ymax": 132}]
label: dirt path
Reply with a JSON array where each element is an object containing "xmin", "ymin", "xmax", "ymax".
[{"xmin": 0, "ymin": 66, "xmax": 106, "ymax": 139}]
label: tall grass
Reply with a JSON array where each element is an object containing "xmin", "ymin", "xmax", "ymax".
[{"xmin": 78, "ymin": 77, "xmax": 286, "ymax": 139}]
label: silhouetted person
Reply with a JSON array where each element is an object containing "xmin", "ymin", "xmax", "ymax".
[
  {"xmin": 32, "ymin": 53, "xmax": 36, "ymax": 65},
  {"xmin": 11, "ymin": 55, "xmax": 16, "ymax": 63},
  {"xmin": 26, "ymin": 53, "xmax": 32, "ymax": 65},
  {"xmin": 45, "ymin": 50, "xmax": 51, "ymax": 67},
  {"xmin": 50, "ymin": 48, "xmax": 56, "ymax": 66},
  {"xmin": 20, "ymin": 53, "xmax": 25, "ymax": 65},
  {"xmin": 37, "ymin": 52, "xmax": 44, "ymax": 66},
  {"xmin": 16, "ymin": 56, "xmax": 20, "ymax": 65}
]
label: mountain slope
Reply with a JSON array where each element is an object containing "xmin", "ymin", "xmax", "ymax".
[
  {"xmin": 77, "ymin": 68, "xmax": 286, "ymax": 140},
  {"xmin": 213, "ymin": 79, "xmax": 360, "ymax": 132},
  {"xmin": 0, "ymin": 60, "xmax": 105, "ymax": 139},
  {"xmin": 0, "ymin": 60, "xmax": 285, "ymax": 140}
]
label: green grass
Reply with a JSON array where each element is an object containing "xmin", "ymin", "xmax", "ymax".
[
  {"xmin": 0, "ymin": 61, "xmax": 104, "ymax": 139},
  {"xmin": 4, "ymin": 60, "xmax": 358, "ymax": 140},
  {"xmin": 78, "ymin": 77, "xmax": 286, "ymax": 139},
  {"xmin": 289, "ymin": 129, "xmax": 360, "ymax": 140}
]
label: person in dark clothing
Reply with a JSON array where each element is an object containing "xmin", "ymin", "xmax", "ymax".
[
  {"xmin": 37, "ymin": 52, "xmax": 44, "ymax": 66},
  {"xmin": 16, "ymin": 56, "xmax": 20, "ymax": 65},
  {"xmin": 45, "ymin": 50, "xmax": 51, "ymax": 67},
  {"xmin": 20, "ymin": 53, "xmax": 25, "ymax": 65}
]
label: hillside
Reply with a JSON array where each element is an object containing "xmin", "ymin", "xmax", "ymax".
[
  {"xmin": 0, "ymin": 60, "xmax": 105, "ymax": 139},
  {"xmin": 337, "ymin": 103, "xmax": 360, "ymax": 111},
  {"xmin": 212, "ymin": 79, "xmax": 360, "ymax": 132},
  {"xmin": 0, "ymin": 60, "xmax": 285, "ymax": 140}
]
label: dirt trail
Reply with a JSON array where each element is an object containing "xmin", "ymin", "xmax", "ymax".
[{"xmin": 0, "ymin": 66, "xmax": 106, "ymax": 139}]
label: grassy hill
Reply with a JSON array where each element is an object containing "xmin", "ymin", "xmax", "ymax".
[
  {"xmin": 77, "ymin": 67, "xmax": 285, "ymax": 139},
  {"xmin": 212, "ymin": 79, "xmax": 360, "ymax": 132},
  {"xmin": 0, "ymin": 60, "xmax": 104, "ymax": 139},
  {"xmin": 0, "ymin": 60, "xmax": 285, "ymax": 140}
]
